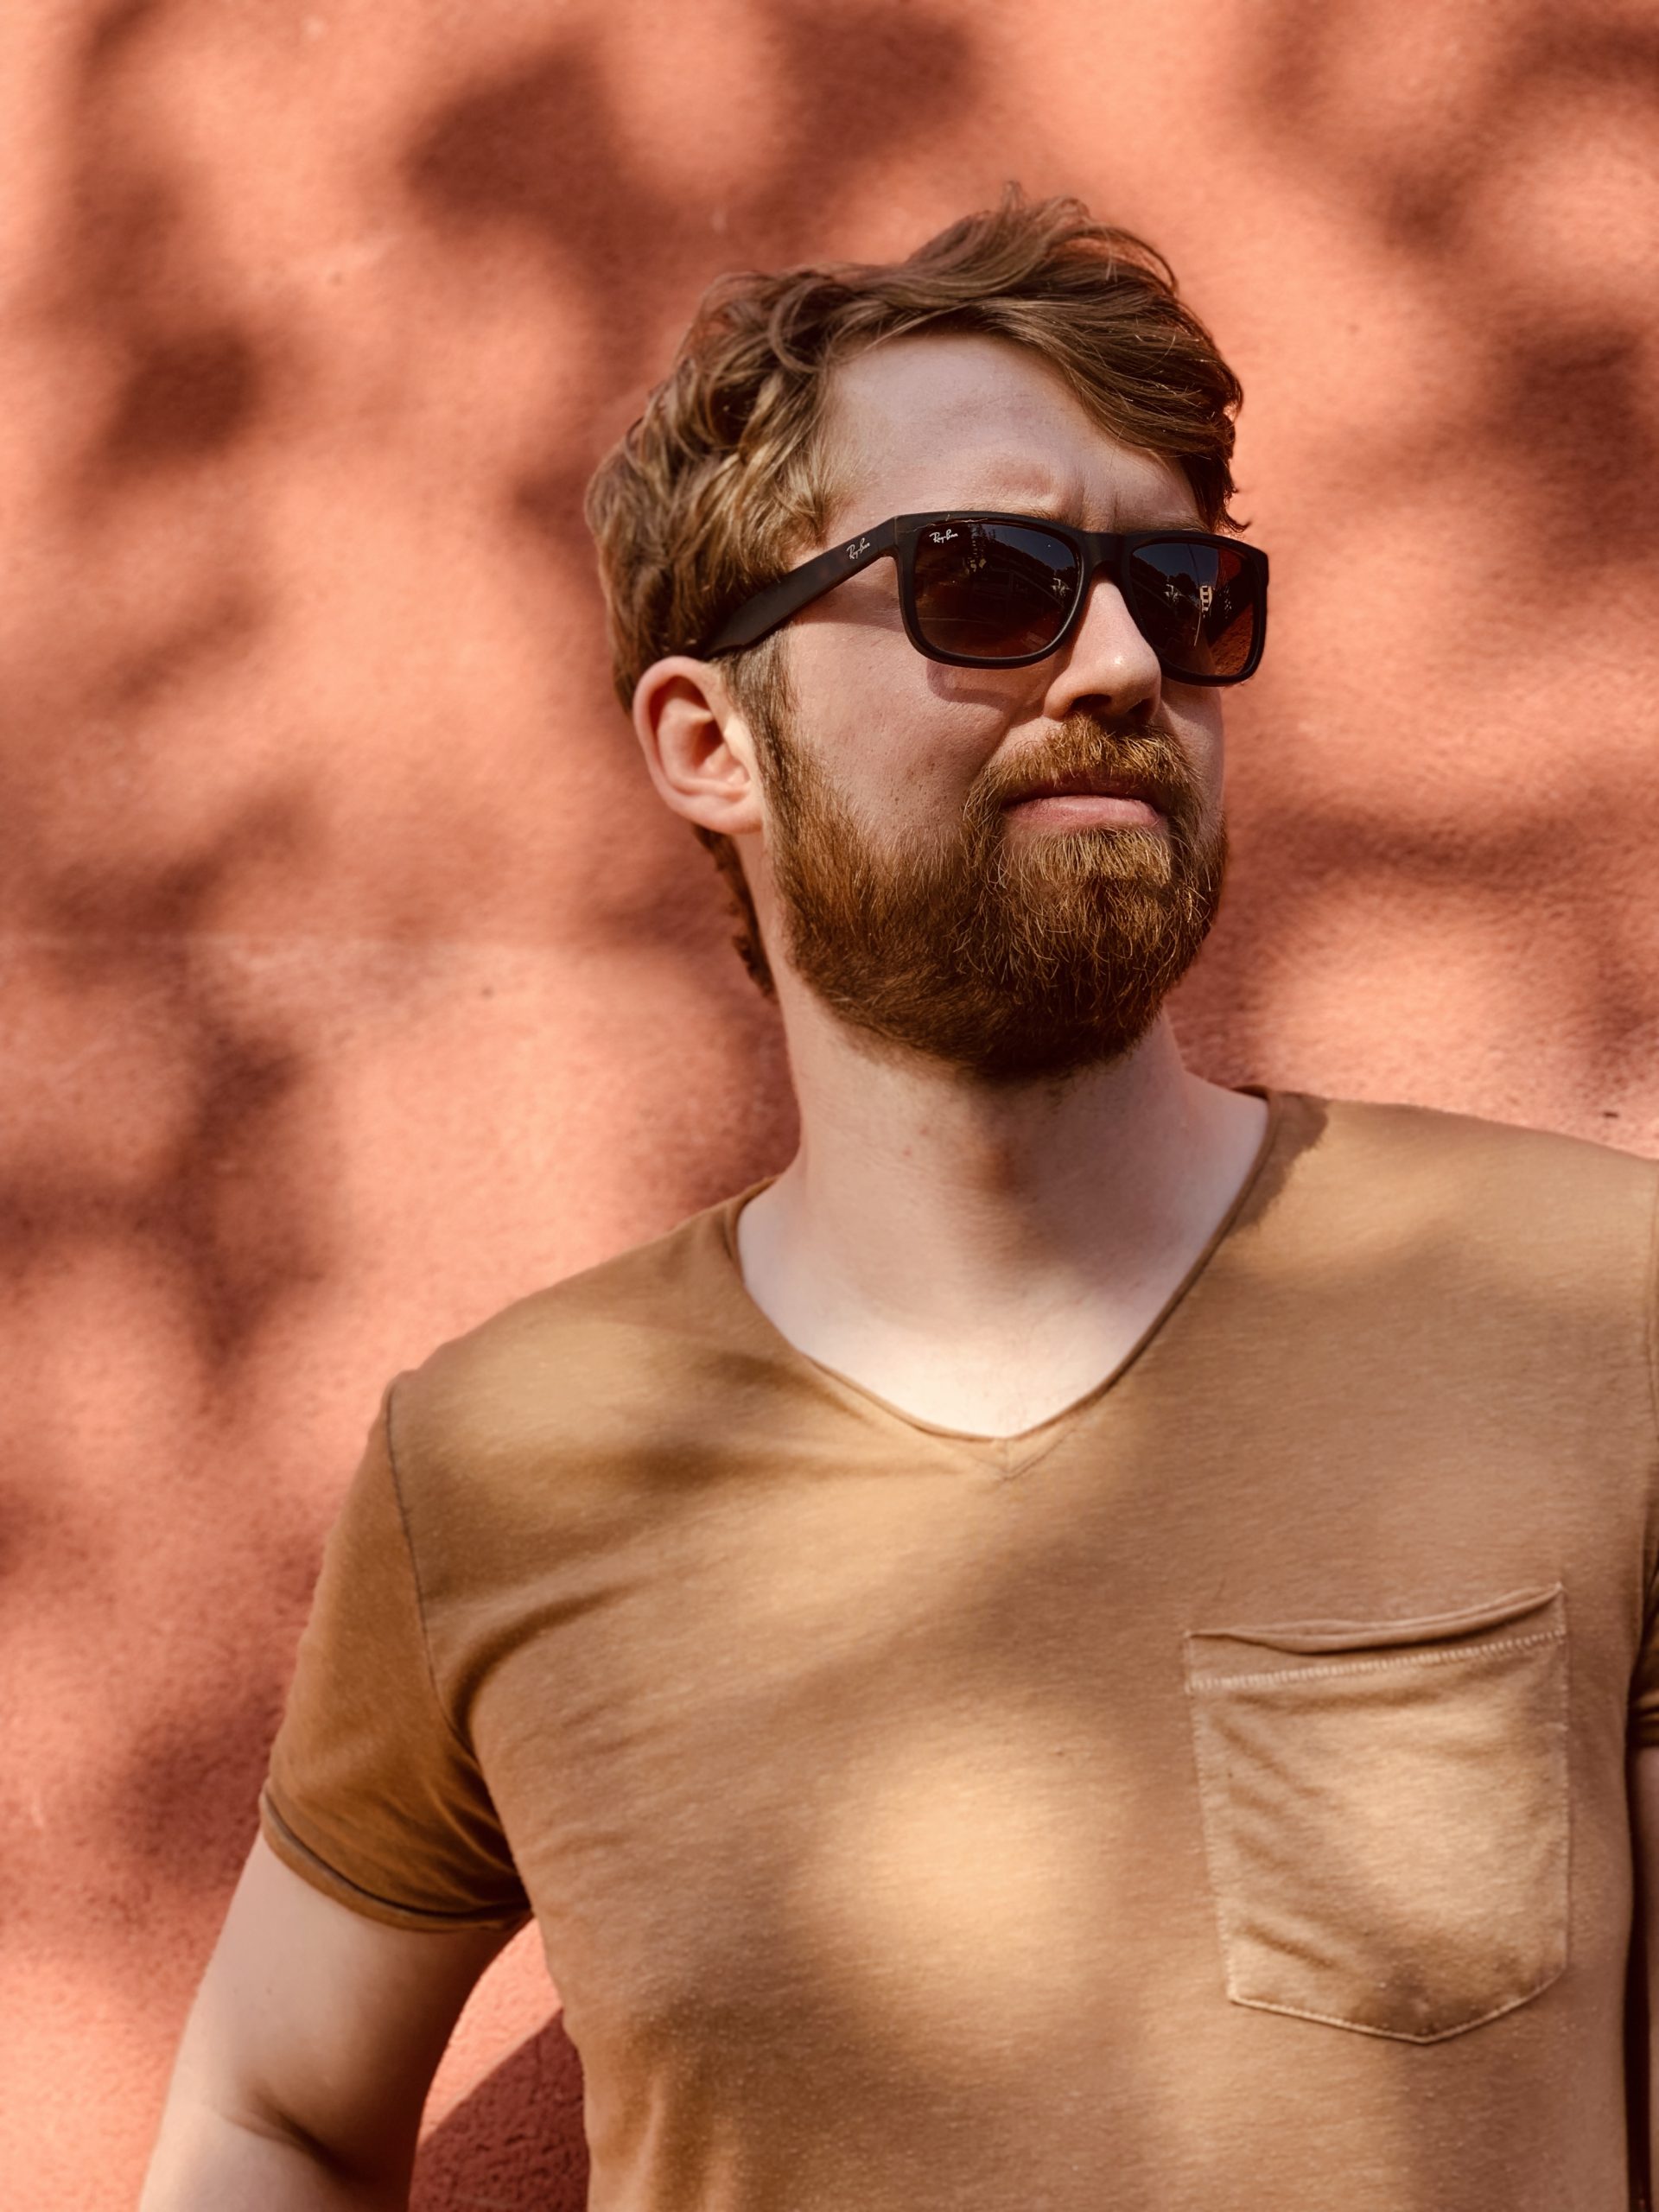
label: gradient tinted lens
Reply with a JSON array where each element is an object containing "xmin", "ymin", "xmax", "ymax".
[
  {"xmin": 911, "ymin": 522, "xmax": 1081, "ymax": 660},
  {"xmin": 1126, "ymin": 538, "xmax": 1258, "ymax": 681}
]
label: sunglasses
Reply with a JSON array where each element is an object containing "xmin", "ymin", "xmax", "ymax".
[{"xmin": 704, "ymin": 512, "xmax": 1269, "ymax": 684}]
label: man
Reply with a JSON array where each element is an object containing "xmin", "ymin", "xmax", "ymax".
[{"xmin": 143, "ymin": 193, "xmax": 1659, "ymax": 2211}]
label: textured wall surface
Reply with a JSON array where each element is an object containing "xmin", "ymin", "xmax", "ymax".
[{"xmin": 4, "ymin": 3, "xmax": 1658, "ymax": 2205}]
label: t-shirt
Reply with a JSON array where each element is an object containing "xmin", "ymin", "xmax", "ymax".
[{"xmin": 261, "ymin": 1092, "xmax": 1659, "ymax": 2212}]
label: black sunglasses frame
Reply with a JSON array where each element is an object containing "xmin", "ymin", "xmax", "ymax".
[{"xmin": 703, "ymin": 512, "xmax": 1269, "ymax": 684}]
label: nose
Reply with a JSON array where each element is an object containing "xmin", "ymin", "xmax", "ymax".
[{"xmin": 1039, "ymin": 571, "xmax": 1163, "ymax": 726}]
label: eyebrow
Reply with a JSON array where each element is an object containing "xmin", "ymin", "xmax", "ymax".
[
  {"xmin": 884, "ymin": 491, "xmax": 1200, "ymax": 533},
  {"xmin": 830, "ymin": 495, "xmax": 1203, "ymax": 541},
  {"xmin": 1023, "ymin": 497, "xmax": 1199, "ymax": 530}
]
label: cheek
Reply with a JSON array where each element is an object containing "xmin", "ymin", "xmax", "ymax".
[
  {"xmin": 784, "ymin": 627, "xmax": 1003, "ymax": 816},
  {"xmin": 1166, "ymin": 695, "xmax": 1226, "ymax": 813}
]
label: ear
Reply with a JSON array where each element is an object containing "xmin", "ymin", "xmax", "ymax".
[{"xmin": 632, "ymin": 656, "xmax": 765, "ymax": 838}]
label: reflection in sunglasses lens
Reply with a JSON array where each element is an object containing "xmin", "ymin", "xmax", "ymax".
[
  {"xmin": 912, "ymin": 523, "xmax": 1080, "ymax": 661},
  {"xmin": 1127, "ymin": 540, "xmax": 1255, "ymax": 680}
]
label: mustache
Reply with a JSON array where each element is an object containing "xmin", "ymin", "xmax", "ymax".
[{"xmin": 969, "ymin": 715, "xmax": 1204, "ymax": 824}]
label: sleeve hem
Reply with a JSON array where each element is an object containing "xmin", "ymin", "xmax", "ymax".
[{"xmin": 258, "ymin": 1789, "xmax": 533, "ymax": 1935}]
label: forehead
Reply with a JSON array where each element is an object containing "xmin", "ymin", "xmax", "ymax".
[{"xmin": 817, "ymin": 331, "xmax": 1198, "ymax": 536}]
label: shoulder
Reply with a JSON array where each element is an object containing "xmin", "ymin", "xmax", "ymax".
[
  {"xmin": 1310, "ymin": 1093, "xmax": 1658, "ymax": 1198},
  {"xmin": 385, "ymin": 1192, "xmax": 771, "ymax": 1505},
  {"xmin": 1286, "ymin": 1091, "xmax": 1659, "ymax": 1276}
]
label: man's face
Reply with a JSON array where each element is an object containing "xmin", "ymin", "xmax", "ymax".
[{"xmin": 746, "ymin": 332, "xmax": 1230, "ymax": 1080}]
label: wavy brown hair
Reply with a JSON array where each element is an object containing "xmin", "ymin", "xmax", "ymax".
[{"xmin": 585, "ymin": 188, "xmax": 1244, "ymax": 991}]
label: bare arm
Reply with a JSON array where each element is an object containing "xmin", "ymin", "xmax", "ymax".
[{"xmin": 140, "ymin": 1834, "xmax": 518, "ymax": 2210}]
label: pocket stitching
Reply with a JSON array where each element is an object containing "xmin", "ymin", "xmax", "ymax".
[
  {"xmin": 1186, "ymin": 1624, "xmax": 1565, "ymax": 1695},
  {"xmin": 1184, "ymin": 1602, "xmax": 1572, "ymax": 2042},
  {"xmin": 1185, "ymin": 1669, "xmax": 1244, "ymax": 2009},
  {"xmin": 1218, "ymin": 1974, "xmax": 1566, "ymax": 2045}
]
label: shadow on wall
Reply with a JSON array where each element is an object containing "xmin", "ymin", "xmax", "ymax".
[
  {"xmin": 4, "ymin": 0, "xmax": 327, "ymax": 1368},
  {"xmin": 1179, "ymin": 0, "xmax": 1659, "ymax": 1122},
  {"xmin": 1251, "ymin": 0, "xmax": 1659, "ymax": 557},
  {"xmin": 414, "ymin": 2019, "xmax": 588, "ymax": 2212},
  {"xmin": 404, "ymin": 0, "xmax": 976, "ymax": 582},
  {"xmin": 1, "ymin": 0, "xmax": 344, "ymax": 1952}
]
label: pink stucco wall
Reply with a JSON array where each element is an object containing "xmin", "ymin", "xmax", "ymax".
[{"xmin": 4, "ymin": 3, "xmax": 1658, "ymax": 2204}]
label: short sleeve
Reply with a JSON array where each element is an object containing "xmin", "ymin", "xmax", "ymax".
[{"xmin": 259, "ymin": 1387, "xmax": 532, "ymax": 1930}]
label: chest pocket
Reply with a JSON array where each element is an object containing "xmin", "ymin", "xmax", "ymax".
[{"xmin": 1184, "ymin": 1583, "xmax": 1568, "ymax": 2043}]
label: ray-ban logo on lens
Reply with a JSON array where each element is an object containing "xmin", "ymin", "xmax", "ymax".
[
  {"xmin": 847, "ymin": 537, "xmax": 871, "ymax": 560},
  {"xmin": 930, "ymin": 528, "xmax": 958, "ymax": 543}
]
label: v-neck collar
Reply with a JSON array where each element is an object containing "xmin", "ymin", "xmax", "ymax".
[{"xmin": 708, "ymin": 1088, "xmax": 1297, "ymax": 1478}]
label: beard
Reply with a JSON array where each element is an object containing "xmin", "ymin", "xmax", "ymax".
[{"xmin": 756, "ymin": 709, "xmax": 1227, "ymax": 1082}]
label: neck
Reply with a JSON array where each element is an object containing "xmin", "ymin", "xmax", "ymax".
[{"xmin": 735, "ymin": 972, "xmax": 1270, "ymax": 1430}]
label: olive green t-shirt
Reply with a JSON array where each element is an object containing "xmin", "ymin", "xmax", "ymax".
[{"xmin": 262, "ymin": 1093, "xmax": 1659, "ymax": 2211}]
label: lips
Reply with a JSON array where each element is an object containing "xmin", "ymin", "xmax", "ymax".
[{"xmin": 1006, "ymin": 771, "xmax": 1166, "ymax": 812}]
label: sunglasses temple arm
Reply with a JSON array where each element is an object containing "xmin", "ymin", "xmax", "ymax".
[{"xmin": 703, "ymin": 519, "xmax": 899, "ymax": 656}]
